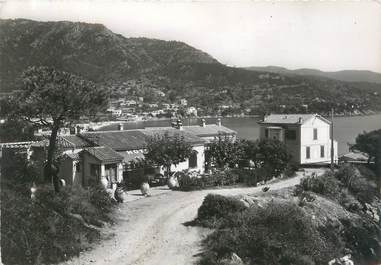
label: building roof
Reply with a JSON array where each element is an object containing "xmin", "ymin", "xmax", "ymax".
[
  {"xmin": 340, "ymin": 152, "xmax": 370, "ymax": 162},
  {"xmin": 81, "ymin": 146, "xmax": 124, "ymax": 164},
  {"xmin": 81, "ymin": 128, "xmax": 205, "ymax": 152},
  {"xmin": 259, "ymin": 114, "xmax": 331, "ymax": 125},
  {"xmin": 0, "ymin": 141, "xmax": 36, "ymax": 149},
  {"xmin": 139, "ymin": 128, "xmax": 205, "ymax": 145},
  {"xmin": 31, "ymin": 135, "xmax": 92, "ymax": 149},
  {"xmin": 181, "ymin": 124, "xmax": 237, "ymax": 137},
  {"xmin": 81, "ymin": 130, "xmax": 148, "ymax": 151}
]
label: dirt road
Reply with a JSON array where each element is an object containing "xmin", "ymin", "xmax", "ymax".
[{"xmin": 62, "ymin": 175, "xmax": 302, "ymax": 265}]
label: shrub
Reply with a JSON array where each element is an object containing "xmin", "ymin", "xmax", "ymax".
[
  {"xmin": 196, "ymin": 194, "xmax": 247, "ymax": 227},
  {"xmin": 199, "ymin": 201, "xmax": 340, "ymax": 265},
  {"xmin": 1, "ymin": 184, "xmax": 114, "ymax": 265},
  {"xmin": 177, "ymin": 169, "xmax": 240, "ymax": 191},
  {"xmin": 296, "ymin": 172, "xmax": 341, "ymax": 200},
  {"xmin": 336, "ymin": 164, "xmax": 378, "ymax": 203}
]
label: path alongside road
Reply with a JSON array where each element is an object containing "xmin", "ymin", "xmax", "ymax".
[{"xmin": 62, "ymin": 174, "xmax": 304, "ymax": 265}]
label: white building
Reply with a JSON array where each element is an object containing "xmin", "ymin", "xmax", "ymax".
[{"xmin": 258, "ymin": 114, "xmax": 338, "ymax": 165}]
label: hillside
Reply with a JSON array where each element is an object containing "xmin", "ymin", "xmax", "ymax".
[
  {"xmin": 0, "ymin": 19, "xmax": 218, "ymax": 92},
  {"xmin": 1, "ymin": 18, "xmax": 381, "ymax": 116},
  {"xmin": 246, "ymin": 66, "xmax": 381, "ymax": 84}
]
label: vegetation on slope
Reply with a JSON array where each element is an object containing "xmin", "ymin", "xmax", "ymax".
[{"xmin": 193, "ymin": 165, "xmax": 381, "ymax": 265}]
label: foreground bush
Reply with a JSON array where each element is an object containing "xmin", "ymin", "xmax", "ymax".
[
  {"xmin": 199, "ymin": 200, "xmax": 341, "ymax": 265},
  {"xmin": 1, "ymin": 184, "xmax": 114, "ymax": 265},
  {"xmin": 196, "ymin": 194, "xmax": 247, "ymax": 227},
  {"xmin": 195, "ymin": 194, "xmax": 381, "ymax": 265}
]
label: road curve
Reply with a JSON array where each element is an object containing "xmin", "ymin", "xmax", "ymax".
[{"xmin": 62, "ymin": 175, "xmax": 302, "ymax": 265}]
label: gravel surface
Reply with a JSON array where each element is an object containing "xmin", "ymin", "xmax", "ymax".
[{"xmin": 61, "ymin": 175, "xmax": 303, "ymax": 265}]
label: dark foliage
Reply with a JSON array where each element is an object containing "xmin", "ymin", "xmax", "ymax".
[
  {"xmin": 1, "ymin": 153, "xmax": 114, "ymax": 265},
  {"xmin": 198, "ymin": 200, "xmax": 340, "ymax": 265},
  {"xmin": 196, "ymin": 194, "xmax": 247, "ymax": 227}
]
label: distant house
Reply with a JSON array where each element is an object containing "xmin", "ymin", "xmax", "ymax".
[
  {"xmin": 107, "ymin": 108, "xmax": 122, "ymax": 117},
  {"xmin": 258, "ymin": 114, "xmax": 338, "ymax": 165}
]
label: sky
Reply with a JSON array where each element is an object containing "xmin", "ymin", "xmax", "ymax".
[{"xmin": 1, "ymin": 0, "xmax": 381, "ymax": 72}]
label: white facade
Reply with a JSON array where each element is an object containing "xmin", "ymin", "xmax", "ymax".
[
  {"xmin": 259, "ymin": 114, "xmax": 338, "ymax": 165},
  {"xmin": 167, "ymin": 145, "xmax": 205, "ymax": 174},
  {"xmin": 299, "ymin": 117, "xmax": 338, "ymax": 164}
]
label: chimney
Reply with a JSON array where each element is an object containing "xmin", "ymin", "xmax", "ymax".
[
  {"xmin": 201, "ymin": 118, "xmax": 206, "ymax": 127},
  {"xmin": 298, "ymin": 117, "xmax": 303, "ymax": 124},
  {"xmin": 118, "ymin": 123, "xmax": 124, "ymax": 131},
  {"xmin": 176, "ymin": 119, "xmax": 183, "ymax": 130},
  {"xmin": 217, "ymin": 118, "xmax": 221, "ymax": 127}
]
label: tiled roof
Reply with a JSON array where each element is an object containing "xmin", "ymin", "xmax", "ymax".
[
  {"xmin": 140, "ymin": 128, "xmax": 205, "ymax": 145},
  {"xmin": 260, "ymin": 114, "xmax": 330, "ymax": 125},
  {"xmin": 61, "ymin": 135, "xmax": 92, "ymax": 148},
  {"xmin": 81, "ymin": 130, "xmax": 148, "ymax": 151},
  {"xmin": 181, "ymin": 124, "xmax": 237, "ymax": 137},
  {"xmin": 64, "ymin": 152, "xmax": 80, "ymax": 160},
  {"xmin": 0, "ymin": 141, "xmax": 36, "ymax": 149},
  {"xmin": 31, "ymin": 135, "xmax": 92, "ymax": 149},
  {"xmin": 82, "ymin": 146, "xmax": 123, "ymax": 163},
  {"xmin": 81, "ymin": 128, "xmax": 205, "ymax": 151}
]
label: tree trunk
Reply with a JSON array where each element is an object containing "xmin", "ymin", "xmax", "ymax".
[
  {"xmin": 166, "ymin": 165, "xmax": 171, "ymax": 178},
  {"xmin": 44, "ymin": 120, "xmax": 60, "ymax": 192}
]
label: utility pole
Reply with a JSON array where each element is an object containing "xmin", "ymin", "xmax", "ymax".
[{"xmin": 330, "ymin": 108, "xmax": 334, "ymax": 171}]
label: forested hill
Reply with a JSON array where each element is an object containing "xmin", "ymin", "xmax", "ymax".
[
  {"xmin": 245, "ymin": 66, "xmax": 381, "ymax": 84},
  {"xmin": 1, "ymin": 18, "xmax": 381, "ymax": 115},
  {"xmin": 0, "ymin": 19, "xmax": 218, "ymax": 92}
]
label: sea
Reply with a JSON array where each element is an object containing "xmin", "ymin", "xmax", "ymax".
[{"xmin": 105, "ymin": 114, "xmax": 381, "ymax": 156}]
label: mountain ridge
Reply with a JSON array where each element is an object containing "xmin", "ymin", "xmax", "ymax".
[
  {"xmin": 1, "ymin": 18, "xmax": 381, "ymax": 116},
  {"xmin": 0, "ymin": 18, "xmax": 218, "ymax": 92},
  {"xmin": 244, "ymin": 66, "xmax": 381, "ymax": 84}
]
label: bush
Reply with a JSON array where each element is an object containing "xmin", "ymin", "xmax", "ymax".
[
  {"xmin": 178, "ymin": 169, "xmax": 240, "ymax": 191},
  {"xmin": 199, "ymin": 201, "xmax": 340, "ymax": 265},
  {"xmin": 336, "ymin": 164, "xmax": 378, "ymax": 203},
  {"xmin": 296, "ymin": 172, "xmax": 341, "ymax": 200},
  {"xmin": 1, "ymin": 184, "xmax": 114, "ymax": 265},
  {"xmin": 196, "ymin": 194, "xmax": 247, "ymax": 227}
]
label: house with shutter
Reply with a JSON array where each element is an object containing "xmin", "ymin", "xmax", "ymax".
[{"xmin": 258, "ymin": 114, "xmax": 338, "ymax": 165}]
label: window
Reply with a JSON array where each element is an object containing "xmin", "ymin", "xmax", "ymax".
[
  {"xmin": 320, "ymin": 145, "xmax": 325, "ymax": 158},
  {"xmin": 313, "ymin": 128, "xmax": 318, "ymax": 140},
  {"xmin": 285, "ymin": 129, "xmax": 297, "ymax": 140},
  {"xmin": 306, "ymin": 146, "xmax": 310, "ymax": 159},
  {"xmin": 265, "ymin": 128, "xmax": 269, "ymax": 138},
  {"xmin": 188, "ymin": 151, "xmax": 198, "ymax": 168}
]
